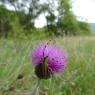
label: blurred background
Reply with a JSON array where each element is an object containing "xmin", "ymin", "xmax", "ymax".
[{"xmin": 0, "ymin": 0, "xmax": 95, "ymax": 39}]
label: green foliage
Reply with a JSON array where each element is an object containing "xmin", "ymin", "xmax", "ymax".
[
  {"xmin": 0, "ymin": 5, "xmax": 11, "ymax": 37},
  {"xmin": 57, "ymin": 0, "xmax": 80, "ymax": 35},
  {"xmin": 8, "ymin": 13, "xmax": 27, "ymax": 39},
  {"xmin": 17, "ymin": 11, "xmax": 34, "ymax": 31},
  {"xmin": 78, "ymin": 21, "xmax": 91, "ymax": 35},
  {"xmin": 0, "ymin": 0, "xmax": 92, "ymax": 38}
]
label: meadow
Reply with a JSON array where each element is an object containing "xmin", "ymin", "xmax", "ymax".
[{"xmin": 0, "ymin": 36, "xmax": 95, "ymax": 95}]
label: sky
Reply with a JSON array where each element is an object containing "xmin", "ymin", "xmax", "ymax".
[
  {"xmin": 35, "ymin": 0, "xmax": 95, "ymax": 28},
  {"xmin": 72, "ymin": 0, "xmax": 95, "ymax": 22}
]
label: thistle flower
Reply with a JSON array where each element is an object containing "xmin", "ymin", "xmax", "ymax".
[{"xmin": 32, "ymin": 43, "xmax": 68, "ymax": 79}]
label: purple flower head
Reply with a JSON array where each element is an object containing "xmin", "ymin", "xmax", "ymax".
[{"xmin": 32, "ymin": 42, "xmax": 68, "ymax": 79}]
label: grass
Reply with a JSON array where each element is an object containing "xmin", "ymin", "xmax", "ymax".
[{"xmin": 0, "ymin": 36, "xmax": 95, "ymax": 95}]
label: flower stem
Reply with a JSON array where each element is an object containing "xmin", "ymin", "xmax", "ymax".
[{"xmin": 31, "ymin": 78, "xmax": 41, "ymax": 95}]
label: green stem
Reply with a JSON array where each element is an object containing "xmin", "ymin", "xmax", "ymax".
[{"xmin": 31, "ymin": 78, "xmax": 41, "ymax": 95}]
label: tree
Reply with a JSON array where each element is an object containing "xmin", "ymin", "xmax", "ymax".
[
  {"xmin": 78, "ymin": 21, "xmax": 91, "ymax": 35},
  {"xmin": 0, "ymin": 5, "xmax": 11, "ymax": 37},
  {"xmin": 39, "ymin": 1, "xmax": 58, "ymax": 36},
  {"xmin": 0, "ymin": 0, "xmax": 42, "ymax": 29},
  {"xmin": 57, "ymin": 0, "xmax": 80, "ymax": 35}
]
